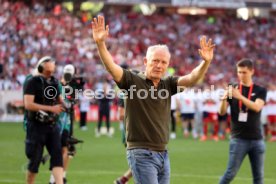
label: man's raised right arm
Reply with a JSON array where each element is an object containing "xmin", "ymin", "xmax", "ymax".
[{"xmin": 92, "ymin": 15, "xmax": 123, "ymax": 83}]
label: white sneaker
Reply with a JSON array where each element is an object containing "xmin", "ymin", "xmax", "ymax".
[
  {"xmin": 119, "ymin": 122, "xmax": 124, "ymax": 131},
  {"xmin": 95, "ymin": 129, "xmax": 101, "ymax": 138},
  {"xmin": 81, "ymin": 126, "xmax": 88, "ymax": 131},
  {"xmin": 192, "ymin": 130, "xmax": 198, "ymax": 139},
  {"xmin": 170, "ymin": 132, "xmax": 176, "ymax": 139},
  {"xmin": 107, "ymin": 127, "xmax": 115, "ymax": 138}
]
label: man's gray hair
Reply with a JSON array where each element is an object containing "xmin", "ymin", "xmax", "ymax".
[{"xmin": 146, "ymin": 45, "xmax": 171, "ymax": 60}]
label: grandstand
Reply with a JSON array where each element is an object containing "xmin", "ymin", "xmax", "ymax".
[
  {"xmin": 0, "ymin": 1, "xmax": 276, "ymax": 183},
  {"xmin": 0, "ymin": 0, "xmax": 275, "ymax": 118}
]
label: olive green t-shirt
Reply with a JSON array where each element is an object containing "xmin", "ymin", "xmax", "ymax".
[{"xmin": 116, "ymin": 69, "xmax": 179, "ymax": 151}]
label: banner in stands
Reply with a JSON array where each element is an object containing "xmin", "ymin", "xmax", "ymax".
[
  {"xmin": 103, "ymin": 0, "xmax": 275, "ymax": 8},
  {"xmin": 106, "ymin": 0, "xmax": 171, "ymax": 4}
]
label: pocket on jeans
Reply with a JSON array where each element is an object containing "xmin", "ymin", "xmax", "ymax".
[
  {"xmin": 256, "ymin": 141, "xmax": 266, "ymax": 153},
  {"xmin": 133, "ymin": 149, "xmax": 153, "ymax": 159},
  {"xmin": 229, "ymin": 139, "xmax": 239, "ymax": 153}
]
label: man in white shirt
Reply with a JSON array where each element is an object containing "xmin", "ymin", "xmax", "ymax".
[
  {"xmin": 266, "ymin": 84, "xmax": 276, "ymax": 141},
  {"xmin": 177, "ymin": 90, "xmax": 197, "ymax": 138}
]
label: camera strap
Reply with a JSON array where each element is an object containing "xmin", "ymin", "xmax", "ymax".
[{"xmin": 38, "ymin": 76, "xmax": 46, "ymax": 105}]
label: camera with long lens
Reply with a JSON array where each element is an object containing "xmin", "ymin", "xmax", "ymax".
[
  {"xmin": 62, "ymin": 101, "xmax": 72, "ymax": 113},
  {"xmin": 68, "ymin": 144, "xmax": 76, "ymax": 157},
  {"xmin": 35, "ymin": 110, "xmax": 58, "ymax": 124},
  {"xmin": 63, "ymin": 64, "xmax": 85, "ymax": 92},
  {"xmin": 67, "ymin": 136, "xmax": 84, "ymax": 157},
  {"xmin": 63, "ymin": 64, "xmax": 85, "ymax": 101},
  {"xmin": 66, "ymin": 76, "xmax": 85, "ymax": 101},
  {"xmin": 62, "ymin": 65, "xmax": 85, "ymax": 157}
]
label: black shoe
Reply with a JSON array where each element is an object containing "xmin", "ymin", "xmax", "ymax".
[
  {"xmin": 68, "ymin": 136, "xmax": 83, "ymax": 145},
  {"xmin": 49, "ymin": 178, "xmax": 66, "ymax": 184},
  {"xmin": 113, "ymin": 178, "xmax": 122, "ymax": 184}
]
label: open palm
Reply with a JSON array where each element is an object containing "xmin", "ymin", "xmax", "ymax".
[
  {"xmin": 92, "ymin": 15, "xmax": 109, "ymax": 43},
  {"xmin": 198, "ymin": 36, "xmax": 215, "ymax": 63}
]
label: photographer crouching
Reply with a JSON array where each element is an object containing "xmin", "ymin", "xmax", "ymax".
[{"xmin": 24, "ymin": 56, "xmax": 64, "ymax": 184}]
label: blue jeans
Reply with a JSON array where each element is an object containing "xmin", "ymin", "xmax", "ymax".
[
  {"xmin": 219, "ymin": 138, "xmax": 265, "ymax": 184},
  {"xmin": 127, "ymin": 149, "xmax": 170, "ymax": 184}
]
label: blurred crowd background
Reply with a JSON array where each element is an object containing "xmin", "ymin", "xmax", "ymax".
[
  {"xmin": 0, "ymin": 0, "xmax": 275, "ymax": 91},
  {"xmin": 0, "ymin": 1, "xmax": 276, "ymax": 139}
]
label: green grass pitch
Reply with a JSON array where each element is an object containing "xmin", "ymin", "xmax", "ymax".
[{"xmin": 0, "ymin": 122, "xmax": 275, "ymax": 184}]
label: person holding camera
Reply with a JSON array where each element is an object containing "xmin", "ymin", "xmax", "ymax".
[
  {"xmin": 24, "ymin": 56, "xmax": 64, "ymax": 184},
  {"xmin": 48, "ymin": 64, "xmax": 84, "ymax": 184},
  {"xmin": 49, "ymin": 73, "xmax": 71, "ymax": 184},
  {"xmin": 219, "ymin": 59, "xmax": 267, "ymax": 184}
]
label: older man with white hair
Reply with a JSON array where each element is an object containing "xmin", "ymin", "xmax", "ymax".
[{"xmin": 92, "ymin": 15, "xmax": 215, "ymax": 184}]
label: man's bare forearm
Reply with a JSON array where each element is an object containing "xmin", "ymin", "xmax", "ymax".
[
  {"xmin": 178, "ymin": 60, "xmax": 211, "ymax": 87},
  {"xmin": 190, "ymin": 60, "xmax": 210, "ymax": 84},
  {"xmin": 96, "ymin": 42, "xmax": 123, "ymax": 82},
  {"xmin": 24, "ymin": 101, "xmax": 52, "ymax": 112},
  {"xmin": 239, "ymin": 96, "xmax": 263, "ymax": 112}
]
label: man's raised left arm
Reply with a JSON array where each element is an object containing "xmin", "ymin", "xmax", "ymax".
[{"xmin": 177, "ymin": 36, "xmax": 215, "ymax": 87}]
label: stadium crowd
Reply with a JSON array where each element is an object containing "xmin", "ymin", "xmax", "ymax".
[
  {"xmin": 0, "ymin": 0, "xmax": 276, "ymax": 91},
  {"xmin": 1, "ymin": 0, "xmax": 276, "ymax": 138}
]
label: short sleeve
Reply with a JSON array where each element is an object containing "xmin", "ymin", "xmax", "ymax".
[
  {"xmin": 115, "ymin": 69, "xmax": 133, "ymax": 90},
  {"xmin": 169, "ymin": 76, "xmax": 179, "ymax": 95},
  {"xmin": 257, "ymin": 87, "xmax": 267, "ymax": 103},
  {"xmin": 24, "ymin": 77, "xmax": 40, "ymax": 96}
]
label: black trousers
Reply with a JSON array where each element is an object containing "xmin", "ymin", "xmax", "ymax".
[
  {"xmin": 97, "ymin": 109, "xmax": 110, "ymax": 132},
  {"xmin": 25, "ymin": 121, "xmax": 62, "ymax": 173},
  {"xmin": 79, "ymin": 111, "xmax": 87, "ymax": 127}
]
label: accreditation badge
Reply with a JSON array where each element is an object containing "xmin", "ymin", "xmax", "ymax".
[{"xmin": 238, "ymin": 112, "xmax": 248, "ymax": 122}]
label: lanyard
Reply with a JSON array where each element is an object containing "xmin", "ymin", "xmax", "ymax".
[{"xmin": 239, "ymin": 83, "xmax": 253, "ymax": 112}]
